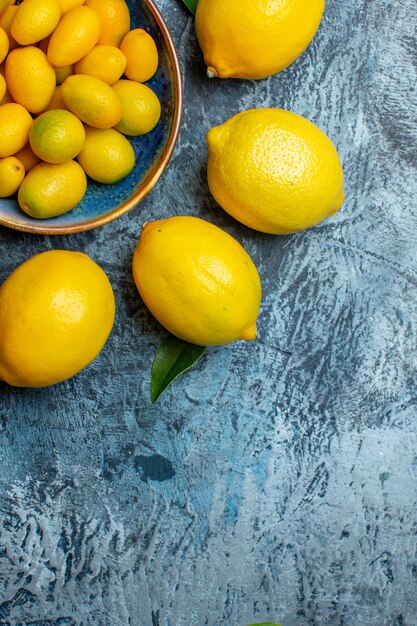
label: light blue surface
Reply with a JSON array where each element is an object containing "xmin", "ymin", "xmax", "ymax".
[
  {"xmin": 0, "ymin": 0, "xmax": 178, "ymax": 231},
  {"xmin": 0, "ymin": 0, "xmax": 416, "ymax": 625}
]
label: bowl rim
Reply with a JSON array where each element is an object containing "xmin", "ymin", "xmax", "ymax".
[{"xmin": 0, "ymin": 0, "xmax": 183, "ymax": 236}]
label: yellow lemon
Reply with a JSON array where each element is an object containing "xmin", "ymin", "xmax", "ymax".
[
  {"xmin": 0, "ymin": 103, "xmax": 33, "ymax": 157},
  {"xmin": 0, "ymin": 0, "xmax": 14, "ymax": 16},
  {"xmin": 77, "ymin": 125, "xmax": 135, "ymax": 183},
  {"xmin": 0, "ymin": 5, "xmax": 18, "ymax": 51},
  {"xmin": 41, "ymin": 84, "xmax": 68, "ymax": 112},
  {"xmin": 18, "ymin": 160, "xmax": 87, "ymax": 218},
  {"xmin": 75, "ymin": 45, "xmax": 126, "ymax": 84},
  {"xmin": 61, "ymin": 74, "xmax": 122, "ymax": 128},
  {"xmin": 0, "ymin": 250, "xmax": 115, "ymax": 388},
  {"xmin": 5, "ymin": 46, "xmax": 56, "ymax": 113},
  {"xmin": 85, "ymin": 0, "xmax": 130, "ymax": 47},
  {"xmin": 0, "ymin": 155, "xmax": 24, "ymax": 196},
  {"xmin": 195, "ymin": 0, "xmax": 325, "ymax": 79},
  {"xmin": 207, "ymin": 109, "xmax": 344, "ymax": 234},
  {"xmin": 0, "ymin": 25, "xmax": 8, "ymax": 62},
  {"xmin": 13, "ymin": 143, "xmax": 40, "ymax": 172},
  {"xmin": 113, "ymin": 80, "xmax": 161, "ymax": 136},
  {"xmin": 132, "ymin": 216, "xmax": 262, "ymax": 346},
  {"xmin": 29, "ymin": 109, "xmax": 85, "ymax": 163},
  {"xmin": 120, "ymin": 28, "xmax": 158, "ymax": 83},
  {"xmin": 11, "ymin": 0, "xmax": 61, "ymax": 46},
  {"xmin": 47, "ymin": 5, "xmax": 101, "ymax": 66},
  {"xmin": 57, "ymin": 0, "xmax": 85, "ymax": 13},
  {"xmin": 0, "ymin": 72, "xmax": 5, "ymax": 101},
  {"xmin": 54, "ymin": 64, "xmax": 74, "ymax": 84},
  {"xmin": 0, "ymin": 84, "xmax": 12, "ymax": 105}
]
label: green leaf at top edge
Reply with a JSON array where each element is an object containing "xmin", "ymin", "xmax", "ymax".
[
  {"xmin": 246, "ymin": 623, "xmax": 284, "ymax": 626},
  {"xmin": 151, "ymin": 334, "xmax": 206, "ymax": 403},
  {"xmin": 180, "ymin": 0, "xmax": 199, "ymax": 15}
]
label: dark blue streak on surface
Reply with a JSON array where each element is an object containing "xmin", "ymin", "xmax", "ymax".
[{"xmin": 135, "ymin": 454, "xmax": 176, "ymax": 482}]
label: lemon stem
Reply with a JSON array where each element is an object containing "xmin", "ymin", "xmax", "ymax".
[{"xmin": 207, "ymin": 65, "xmax": 218, "ymax": 78}]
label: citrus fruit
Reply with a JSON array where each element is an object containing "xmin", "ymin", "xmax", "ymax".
[
  {"xmin": 5, "ymin": 46, "xmax": 55, "ymax": 113},
  {"xmin": 207, "ymin": 108, "xmax": 344, "ymax": 234},
  {"xmin": 132, "ymin": 216, "xmax": 262, "ymax": 346},
  {"xmin": 11, "ymin": 0, "xmax": 61, "ymax": 46},
  {"xmin": 0, "ymin": 155, "xmax": 24, "ymax": 196},
  {"xmin": 54, "ymin": 64, "xmax": 73, "ymax": 85},
  {"xmin": 85, "ymin": 0, "xmax": 130, "ymax": 47},
  {"xmin": 0, "ymin": 250, "xmax": 115, "ymax": 388},
  {"xmin": 77, "ymin": 126, "xmax": 135, "ymax": 183},
  {"xmin": 0, "ymin": 84, "xmax": 12, "ymax": 105},
  {"xmin": 0, "ymin": 25, "xmax": 9, "ymax": 62},
  {"xmin": 61, "ymin": 74, "xmax": 123, "ymax": 128},
  {"xmin": 47, "ymin": 5, "xmax": 101, "ymax": 66},
  {"xmin": 29, "ymin": 109, "xmax": 85, "ymax": 163},
  {"xmin": 41, "ymin": 84, "xmax": 68, "ymax": 112},
  {"xmin": 0, "ymin": 103, "xmax": 33, "ymax": 157},
  {"xmin": 0, "ymin": 5, "xmax": 19, "ymax": 51},
  {"xmin": 113, "ymin": 80, "xmax": 161, "ymax": 136},
  {"xmin": 18, "ymin": 160, "xmax": 87, "ymax": 218},
  {"xmin": 0, "ymin": 72, "xmax": 5, "ymax": 101},
  {"xmin": 57, "ymin": 0, "xmax": 85, "ymax": 13},
  {"xmin": 0, "ymin": 0, "xmax": 14, "ymax": 15},
  {"xmin": 74, "ymin": 45, "xmax": 126, "ymax": 84},
  {"xmin": 120, "ymin": 28, "xmax": 158, "ymax": 83},
  {"xmin": 13, "ymin": 143, "xmax": 40, "ymax": 172},
  {"xmin": 195, "ymin": 0, "xmax": 325, "ymax": 79}
]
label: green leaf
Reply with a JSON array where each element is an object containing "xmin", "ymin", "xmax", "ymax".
[
  {"xmin": 180, "ymin": 0, "xmax": 199, "ymax": 15},
  {"xmin": 151, "ymin": 335, "xmax": 206, "ymax": 403},
  {"xmin": 246, "ymin": 623, "xmax": 283, "ymax": 626}
]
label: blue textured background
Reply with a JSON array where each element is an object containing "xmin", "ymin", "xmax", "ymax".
[{"xmin": 0, "ymin": 1, "xmax": 416, "ymax": 625}]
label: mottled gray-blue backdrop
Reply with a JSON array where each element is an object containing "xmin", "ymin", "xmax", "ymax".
[{"xmin": 0, "ymin": 0, "xmax": 416, "ymax": 625}]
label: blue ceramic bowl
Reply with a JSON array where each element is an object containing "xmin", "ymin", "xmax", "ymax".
[{"xmin": 0, "ymin": 0, "xmax": 182, "ymax": 235}]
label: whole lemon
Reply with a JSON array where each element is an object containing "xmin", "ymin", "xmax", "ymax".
[
  {"xmin": 77, "ymin": 126, "xmax": 135, "ymax": 183},
  {"xmin": 119, "ymin": 28, "xmax": 158, "ymax": 83},
  {"xmin": 29, "ymin": 109, "xmax": 86, "ymax": 163},
  {"xmin": 18, "ymin": 160, "xmax": 87, "ymax": 218},
  {"xmin": 74, "ymin": 45, "xmax": 126, "ymax": 85},
  {"xmin": 0, "ymin": 250, "xmax": 115, "ymax": 387},
  {"xmin": 5, "ymin": 46, "xmax": 56, "ymax": 113},
  {"xmin": 85, "ymin": 0, "xmax": 130, "ymax": 47},
  {"xmin": 195, "ymin": 0, "xmax": 325, "ymax": 79},
  {"xmin": 0, "ymin": 156, "xmax": 25, "ymax": 197},
  {"xmin": 132, "ymin": 216, "xmax": 262, "ymax": 346},
  {"xmin": 0, "ymin": 103, "xmax": 33, "ymax": 158},
  {"xmin": 61, "ymin": 74, "xmax": 123, "ymax": 128},
  {"xmin": 11, "ymin": 0, "xmax": 61, "ymax": 46},
  {"xmin": 207, "ymin": 109, "xmax": 344, "ymax": 234},
  {"xmin": 113, "ymin": 80, "xmax": 161, "ymax": 136},
  {"xmin": 47, "ymin": 5, "xmax": 101, "ymax": 66}
]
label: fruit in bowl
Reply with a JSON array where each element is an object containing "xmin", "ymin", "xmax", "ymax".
[{"xmin": 0, "ymin": 0, "xmax": 182, "ymax": 234}]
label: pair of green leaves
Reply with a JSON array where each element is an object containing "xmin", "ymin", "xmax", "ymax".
[{"xmin": 181, "ymin": 0, "xmax": 199, "ymax": 15}]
